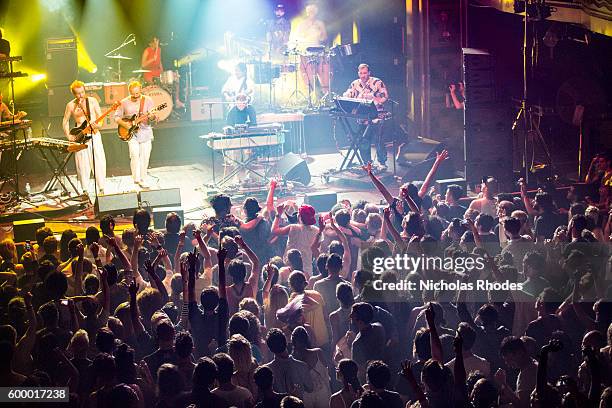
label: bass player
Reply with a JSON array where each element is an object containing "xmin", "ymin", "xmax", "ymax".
[
  {"xmin": 62, "ymin": 80, "xmax": 107, "ymax": 194},
  {"xmin": 115, "ymin": 81, "xmax": 157, "ymax": 189}
]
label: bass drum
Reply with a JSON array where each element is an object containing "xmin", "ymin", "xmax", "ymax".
[{"xmin": 142, "ymin": 85, "xmax": 173, "ymax": 122}]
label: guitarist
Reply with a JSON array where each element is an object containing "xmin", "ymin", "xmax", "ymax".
[
  {"xmin": 115, "ymin": 81, "xmax": 156, "ymax": 189},
  {"xmin": 62, "ymin": 80, "xmax": 107, "ymax": 194},
  {"xmin": 221, "ymin": 63, "xmax": 254, "ymax": 108}
]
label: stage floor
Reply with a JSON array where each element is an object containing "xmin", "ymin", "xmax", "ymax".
[{"xmin": 1, "ymin": 150, "xmax": 399, "ymax": 240}]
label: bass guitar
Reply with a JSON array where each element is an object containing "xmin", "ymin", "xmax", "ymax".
[
  {"xmin": 69, "ymin": 101, "xmax": 121, "ymax": 143},
  {"xmin": 117, "ymin": 103, "xmax": 167, "ymax": 141}
]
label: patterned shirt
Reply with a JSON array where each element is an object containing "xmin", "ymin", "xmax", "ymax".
[{"xmin": 344, "ymin": 76, "xmax": 389, "ymax": 110}]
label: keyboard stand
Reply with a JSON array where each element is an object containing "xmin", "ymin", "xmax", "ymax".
[{"xmin": 335, "ymin": 115, "xmax": 370, "ymax": 172}]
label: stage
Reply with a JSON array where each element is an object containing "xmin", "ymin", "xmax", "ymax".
[{"xmin": 0, "ymin": 148, "xmax": 399, "ymax": 241}]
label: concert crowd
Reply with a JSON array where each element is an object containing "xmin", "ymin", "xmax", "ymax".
[{"xmin": 0, "ymin": 150, "xmax": 611, "ymax": 408}]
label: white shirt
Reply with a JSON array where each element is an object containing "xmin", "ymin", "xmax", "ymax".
[{"xmin": 114, "ymin": 95, "xmax": 155, "ymax": 143}]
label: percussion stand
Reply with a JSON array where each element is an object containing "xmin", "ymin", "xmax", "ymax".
[
  {"xmin": 288, "ymin": 52, "xmax": 308, "ymax": 108},
  {"xmin": 319, "ymin": 51, "xmax": 335, "ymax": 108}
]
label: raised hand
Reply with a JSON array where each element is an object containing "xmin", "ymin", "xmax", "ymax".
[
  {"xmin": 158, "ymin": 248, "xmax": 168, "ymax": 259},
  {"xmin": 453, "ymin": 332, "xmax": 463, "ymax": 354},
  {"xmin": 193, "ymin": 228, "xmax": 202, "ymax": 241},
  {"xmin": 383, "ymin": 207, "xmax": 392, "ymax": 220},
  {"xmin": 187, "ymin": 249, "xmax": 198, "ymax": 270},
  {"xmin": 128, "ymin": 279, "xmax": 139, "ymax": 298},
  {"xmin": 21, "ymin": 291, "xmax": 32, "ymax": 307},
  {"xmin": 543, "ymin": 338, "xmax": 563, "ymax": 353},
  {"xmin": 76, "ymin": 243, "xmax": 84, "ymax": 258},
  {"xmin": 435, "ymin": 149, "xmax": 449, "ymax": 164},
  {"xmin": 178, "ymin": 231, "xmax": 186, "ymax": 246},
  {"xmin": 449, "ymin": 84, "xmax": 456, "ymax": 92},
  {"xmin": 400, "ymin": 360, "xmax": 414, "ymax": 379},
  {"xmin": 148, "ymin": 232, "xmax": 161, "ymax": 248},
  {"xmin": 276, "ymin": 203, "xmax": 285, "ymax": 215},
  {"xmin": 317, "ymin": 215, "xmax": 325, "ymax": 232},
  {"xmin": 134, "ymin": 235, "xmax": 143, "ymax": 249},
  {"xmin": 269, "ymin": 178, "xmax": 278, "ymax": 189},
  {"xmin": 494, "ymin": 368, "xmax": 507, "ymax": 385},
  {"xmin": 425, "ymin": 302, "xmax": 435, "ymax": 328},
  {"xmin": 144, "ymin": 259, "xmax": 155, "ymax": 276},
  {"xmin": 90, "ymin": 242, "xmax": 100, "ymax": 259}
]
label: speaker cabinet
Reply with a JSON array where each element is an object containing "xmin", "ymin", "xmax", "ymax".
[
  {"xmin": 13, "ymin": 218, "xmax": 45, "ymax": 243},
  {"xmin": 275, "ymin": 153, "xmax": 311, "ymax": 186},
  {"xmin": 48, "ymin": 86, "xmax": 74, "ymax": 117},
  {"xmin": 46, "ymin": 37, "xmax": 78, "ymax": 87},
  {"xmin": 95, "ymin": 192, "xmax": 139, "ymax": 217},
  {"xmin": 139, "ymin": 188, "xmax": 182, "ymax": 209},
  {"xmin": 153, "ymin": 207, "xmax": 184, "ymax": 230},
  {"xmin": 435, "ymin": 178, "xmax": 467, "ymax": 197},
  {"xmin": 304, "ymin": 191, "xmax": 338, "ymax": 214},
  {"xmin": 463, "ymin": 105, "xmax": 513, "ymax": 184}
]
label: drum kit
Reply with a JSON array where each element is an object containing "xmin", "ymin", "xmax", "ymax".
[{"xmin": 96, "ymin": 54, "xmax": 179, "ymax": 122}]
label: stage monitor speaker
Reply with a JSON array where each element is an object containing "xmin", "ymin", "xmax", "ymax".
[
  {"xmin": 399, "ymin": 138, "xmax": 455, "ymax": 182},
  {"xmin": 435, "ymin": 178, "xmax": 467, "ymax": 197},
  {"xmin": 304, "ymin": 190, "xmax": 338, "ymax": 214},
  {"xmin": 152, "ymin": 207, "xmax": 184, "ymax": 230},
  {"xmin": 48, "ymin": 86, "xmax": 74, "ymax": 117},
  {"xmin": 396, "ymin": 138, "xmax": 445, "ymax": 166},
  {"xmin": 13, "ymin": 218, "xmax": 45, "ymax": 243},
  {"xmin": 275, "ymin": 153, "xmax": 311, "ymax": 186},
  {"xmin": 95, "ymin": 192, "xmax": 139, "ymax": 217},
  {"xmin": 139, "ymin": 188, "xmax": 182, "ymax": 208},
  {"xmin": 46, "ymin": 37, "xmax": 78, "ymax": 87}
]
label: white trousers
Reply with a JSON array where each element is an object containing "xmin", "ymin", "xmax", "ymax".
[
  {"xmin": 128, "ymin": 139, "xmax": 152, "ymax": 183},
  {"xmin": 75, "ymin": 132, "xmax": 106, "ymax": 192}
]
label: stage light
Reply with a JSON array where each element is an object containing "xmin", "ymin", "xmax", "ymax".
[
  {"xmin": 40, "ymin": 0, "xmax": 68, "ymax": 13},
  {"xmin": 31, "ymin": 74, "xmax": 47, "ymax": 82}
]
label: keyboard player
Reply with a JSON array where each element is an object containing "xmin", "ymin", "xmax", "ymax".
[
  {"xmin": 226, "ymin": 93, "xmax": 257, "ymax": 127},
  {"xmin": 343, "ymin": 63, "xmax": 389, "ymax": 170},
  {"xmin": 0, "ymin": 90, "xmax": 27, "ymax": 171}
]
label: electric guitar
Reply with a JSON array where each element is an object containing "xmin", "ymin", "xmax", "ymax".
[
  {"xmin": 117, "ymin": 103, "xmax": 167, "ymax": 141},
  {"xmin": 69, "ymin": 101, "xmax": 121, "ymax": 143}
]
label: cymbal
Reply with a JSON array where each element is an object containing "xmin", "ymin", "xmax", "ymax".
[
  {"xmin": 132, "ymin": 69, "xmax": 152, "ymax": 73},
  {"xmin": 107, "ymin": 54, "xmax": 132, "ymax": 60}
]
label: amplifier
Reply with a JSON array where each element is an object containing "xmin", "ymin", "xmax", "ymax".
[
  {"xmin": 190, "ymin": 98, "xmax": 224, "ymax": 121},
  {"xmin": 140, "ymin": 188, "xmax": 182, "ymax": 208}
]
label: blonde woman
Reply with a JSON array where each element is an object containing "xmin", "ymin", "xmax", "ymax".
[{"xmin": 228, "ymin": 334, "xmax": 258, "ymax": 397}]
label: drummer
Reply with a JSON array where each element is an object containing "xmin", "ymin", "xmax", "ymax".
[
  {"xmin": 289, "ymin": 2, "xmax": 329, "ymax": 96},
  {"xmin": 141, "ymin": 36, "xmax": 163, "ymax": 83}
]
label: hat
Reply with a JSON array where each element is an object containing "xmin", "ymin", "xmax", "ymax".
[
  {"xmin": 298, "ymin": 204, "xmax": 316, "ymax": 226},
  {"xmin": 243, "ymin": 197, "xmax": 262, "ymax": 215},
  {"xmin": 276, "ymin": 4, "xmax": 285, "ymax": 9}
]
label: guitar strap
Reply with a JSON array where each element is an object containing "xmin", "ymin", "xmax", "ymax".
[{"xmin": 138, "ymin": 96, "xmax": 145, "ymax": 116}]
